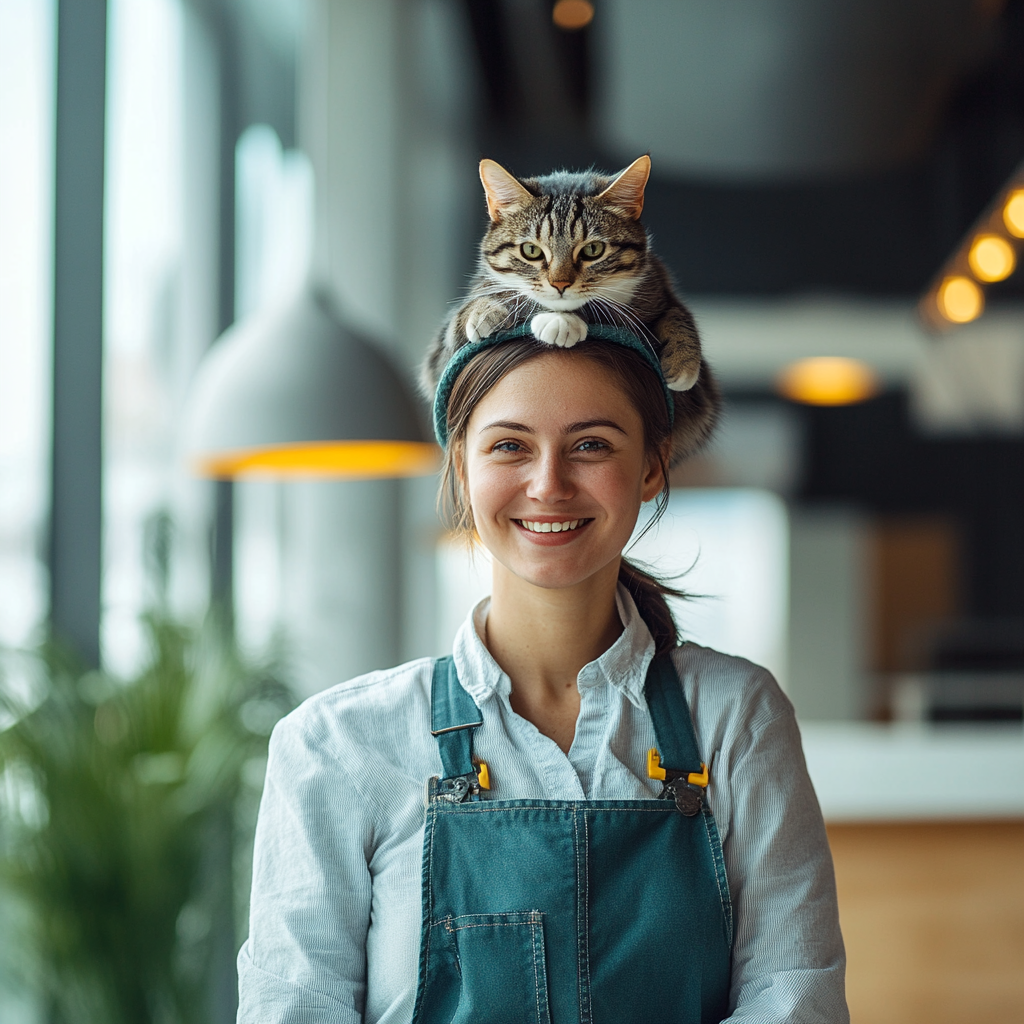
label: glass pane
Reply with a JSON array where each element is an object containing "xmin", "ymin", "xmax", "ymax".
[{"xmin": 0, "ymin": 0, "xmax": 54, "ymax": 650}]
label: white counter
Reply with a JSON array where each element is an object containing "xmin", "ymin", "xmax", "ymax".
[{"xmin": 798, "ymin": 721, "xmax": 1024, "ymax": 822}]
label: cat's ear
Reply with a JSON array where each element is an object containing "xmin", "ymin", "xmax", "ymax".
[
  {"xmin": 597, "ymin": 155, "xmax": 651, "ymax": 220},
  {"xmin": 480, "ymin": 159, "xmax": 533, "ymax": 223}
]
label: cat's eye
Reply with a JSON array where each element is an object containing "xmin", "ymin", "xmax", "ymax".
[
  {"xmin": 580, "ymin": 241, "xmax": 606, "ymax": 260},
  {"xmin": 520, "ymin": 242, "xmax": 544, "ymax": 261}
]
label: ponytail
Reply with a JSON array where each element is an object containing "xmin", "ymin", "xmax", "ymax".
[{"xmin": 618, "ymin": 558, "xmax": 685, "ymax": 656}]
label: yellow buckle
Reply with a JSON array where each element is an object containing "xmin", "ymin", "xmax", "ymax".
[
  {"xmin": 474, "ymin": 760, "xmax": 491, "ymax": 790},
  {"xmin": 647, "ymin": 748, "xmax": 708, "ymax": 789},
  {"xmin": 647, "ymin": 747, "xmax": 667, "ymax": 780}
]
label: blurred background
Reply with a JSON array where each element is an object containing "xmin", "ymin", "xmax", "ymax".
[{"xmin": 1, "ymin": 0, "xmax": 1023, "ymax": 1021}]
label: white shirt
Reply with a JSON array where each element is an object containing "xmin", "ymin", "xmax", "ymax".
[{"xmin": 238, "ymin": 589, "xmax": 848, "ymax": 1023}]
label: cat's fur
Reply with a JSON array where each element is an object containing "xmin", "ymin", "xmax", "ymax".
[{"xmin": 422, "ymin": 155, "xmax": 719, "ymax": 462}]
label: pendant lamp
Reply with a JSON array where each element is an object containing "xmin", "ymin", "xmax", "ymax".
[{"xmin": 183, "ymin": 287, "xmax": 438, "ymax": 479}]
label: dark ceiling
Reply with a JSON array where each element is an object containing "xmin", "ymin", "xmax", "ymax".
[{"xmin": 463, "ymin": 0, "xmax": 1024, "ymax": 298}]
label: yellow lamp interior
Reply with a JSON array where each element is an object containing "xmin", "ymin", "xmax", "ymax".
[
  {"xmin": 552, "ymin": 0, "xmax": 594, "ymax": 31},
  {"xmin": 777, "ymin": 357, "xmax": 878, "ymax": 406},
  {"xmin": 1003, "ymin": 190, "xmax": 1024, "ymax": 238},
  {"xmin": 193, "ymin": 440, "xmax": 440, "ymax": 479},
  {"xmin": 937, "ymin": 275, "xmax": 984, "ymax": 324},
  {"xmin": 968, "ymin": 234, "xmax": 1016, "ymax": 283}
]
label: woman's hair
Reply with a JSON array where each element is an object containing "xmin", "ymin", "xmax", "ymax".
[{"xmin": 439, "ymin": 338, "xmax": 686, "ymax": 654}]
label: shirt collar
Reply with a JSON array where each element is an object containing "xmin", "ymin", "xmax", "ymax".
[{"xmin": 451, "ymin": 584, "xmax": 657, "ymax": 710}]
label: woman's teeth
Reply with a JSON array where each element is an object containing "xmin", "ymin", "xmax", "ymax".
[{"xmin": 517, "ymin": 519, "xmax": 584, "ymax": 533}]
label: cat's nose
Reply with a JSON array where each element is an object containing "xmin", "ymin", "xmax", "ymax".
[{"xmin": 551, "ymin": 281, "xmax": 571, "ymax": 295}]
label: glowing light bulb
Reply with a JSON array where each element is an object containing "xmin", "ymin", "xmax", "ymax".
[
  {"xmin": 777, "ymin": 357, "xmax": 878, "ymax": 406},
  {"xmin": 968, "ymin": 234, "xmax": 1016, "ymax": 283},
  {"xmin": 937, "ymin": 276, "xmax": 984, "ymax": 324},
  {"xmin": 553, "ymin": 0, "xmax": 594, "ymax": 31},
  {"xmin": 1003, "ymin": 190, "xmax": 1024, "ymax": 238}
]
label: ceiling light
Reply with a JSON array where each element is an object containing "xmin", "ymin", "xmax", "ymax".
[
  {"xmin": 937, "ymin": 276, "xmax": 984, "ymax": 324},
  {"xmin": 777, "ymin": 357, "xmax": 878, "ymax": 406},
  {"xmin": 1003, "ymin": 190, "xmax": 1024, "ymax": 238},
  {"xmin": 552, "ymin": 0, "xmax": 594, "ymax": 31},
  {"xmin": 968, "ymin": 234, "xmax": 1016, "ymax": 283},
  {"xmin": 183, "ymin": 289, "xmax": 438, "ymax": 479}
]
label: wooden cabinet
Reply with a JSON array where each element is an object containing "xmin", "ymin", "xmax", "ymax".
[{"xmin": 828, "ymin": 820, "xmax": 1024, "ymax": 1023}]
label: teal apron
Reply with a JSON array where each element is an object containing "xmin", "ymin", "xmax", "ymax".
[{"xmin": 410, "ymin": 654, "xmax": 733, "ymax": 1024}]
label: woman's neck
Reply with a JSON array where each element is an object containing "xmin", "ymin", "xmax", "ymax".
[{"xmin": 483, "ymin": 558, "xmax": 623, "ymax": 751}]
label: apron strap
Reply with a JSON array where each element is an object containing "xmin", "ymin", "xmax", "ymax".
[
  {"xmin": 430, "ymin": 655, "xmax": 483, "ymax": 780},
  {"xmin": 429, "ymin": 653, "xmax": 703, "ymax": 779},
  {"xmin": 643, "ymin": 653, "xmax": 703, "ymax": 773}
]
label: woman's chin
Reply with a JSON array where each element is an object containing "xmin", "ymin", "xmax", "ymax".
[{"xmin": 492, "ymin": 549, "xmax": 622, "ymax": 595}]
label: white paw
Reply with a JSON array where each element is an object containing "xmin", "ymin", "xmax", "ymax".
[
  {"xmin": 530, "ymin": 312, "xmax": 588, "ymax": 348},
  {"xmin": 666, "ymin": 364, "xmax": 700, "ymax": 391},
  {"xmin": 466, "ymin": 304, "xmax": 509, "ymax": 343}
]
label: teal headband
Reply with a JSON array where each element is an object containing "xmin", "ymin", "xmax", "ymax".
[{"xmin": 432, "ymin": 322, "xmax": 674, "ymax": 448}]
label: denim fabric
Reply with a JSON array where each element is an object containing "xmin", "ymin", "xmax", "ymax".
[
  {"xmin": 412, "ymin": 653, "xmax": 731, "ymax": 1024},
  {"xmin": 237, "ymin": 588, "xmax": 848, "ymax": 1024}
]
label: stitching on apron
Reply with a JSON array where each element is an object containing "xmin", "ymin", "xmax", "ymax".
[
  {"xmin": 443, "ymin": 920, "xmax": 537, "ymax": 931},
  {"xmin": 701, "ymin": 810, "xmax": 732, "ymax": 946},
  {"xmin": 573, "ymin": 808, "xmax": 584, "ymax": 1020},
  {"xmin": 443, "ymin": 912, "xmax": 541, "ymax": 923},
  {"xmin": 423, "ymin": 806, "xmax": 438, "ymax": 969},
  {"xmin": 532, "ymin": 917, "xmax": 542, "ymax": 1024},
  {"xmin": 433, "ymin": 804, "xmax": 677, "ymax": 814},
  {"xmin": 581, "ymin": 809, "xmax": 593, "ymax": 1024}
]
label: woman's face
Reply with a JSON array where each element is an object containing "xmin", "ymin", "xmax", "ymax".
[{"xmin": 462, "ymin": 352, "xmax": 665, "ymax": 593}]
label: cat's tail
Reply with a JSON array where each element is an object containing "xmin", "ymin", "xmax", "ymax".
[{"xmin": 668, "ymin": 358, "xmax": 721, "ymax": 466}]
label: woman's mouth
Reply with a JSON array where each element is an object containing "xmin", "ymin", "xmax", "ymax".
[{"xmin": 513, "ymin": 518, "xmax": 591, "ymax": 534}]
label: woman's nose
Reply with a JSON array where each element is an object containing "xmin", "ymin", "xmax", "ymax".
[{"xmin": 525, "ymin": 451, "xmax": 575, "ymax": 504}]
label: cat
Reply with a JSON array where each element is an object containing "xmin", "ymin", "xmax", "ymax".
[{"xmin": 421, "ymin": 156, "xmax": 717, "ymax": 458}]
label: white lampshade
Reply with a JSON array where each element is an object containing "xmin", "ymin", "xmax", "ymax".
[{"xmin": 183, "ymin": 288, "xmax": 438, "ymax": 478}]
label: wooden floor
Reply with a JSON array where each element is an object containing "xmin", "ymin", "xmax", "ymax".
[{"xmin": 827, "ymin": 820, "xmax": 1024, "ymax": 1024}]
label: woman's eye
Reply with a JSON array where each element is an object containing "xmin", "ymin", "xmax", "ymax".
[
  {"xmin": 575, "ymin": 439, "xmax": 609, "ymax": 453},
  {"xmin": 580, "ymin": 241, "xmax": 605, "ymax": 260},
  {"xmin": 492, "ymin": 440, "xmax": 525, "ymax": 453},
  {"xmin": 520, "ymin": 242, "xmax": 543, "ymax": 261}
]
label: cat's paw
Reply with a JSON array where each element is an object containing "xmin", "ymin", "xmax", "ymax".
[
  {"xmin": 465, "ymin": 302, "xmax": 510, "ymax": 343},
  {"xmin": 665, "ymin": 363, "xmax": 701, "ymax": 391},
  {"xmin": 531, "ymin": 312, "xmax": 588, "ymax": 348}
]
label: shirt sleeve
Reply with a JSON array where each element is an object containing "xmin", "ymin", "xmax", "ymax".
[
  {"xmin": 237, "ymin": 708, "xmax": 375, "ymax": 1024},
  {"xmin": 719, "ymin": 675, "xmax": 850, "ymax": 1023}
]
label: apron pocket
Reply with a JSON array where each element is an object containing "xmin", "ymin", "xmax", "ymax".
[{"xmin": 444, "ymin": 911, "xmax": 551, "ymax": 1024}]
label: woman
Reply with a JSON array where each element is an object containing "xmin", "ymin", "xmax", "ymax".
[{"xmin": 237, "ymin": 326, "xmax": 848, "ymax": 1023}]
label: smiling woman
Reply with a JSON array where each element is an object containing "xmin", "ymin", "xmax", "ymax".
[
  {"xmin": 237, "ymin": 329, "xmax": 849, "ymax": 1024},
  {"xmin": 448, "ymin": 341, "xmax": 669, "ymax": 600}
]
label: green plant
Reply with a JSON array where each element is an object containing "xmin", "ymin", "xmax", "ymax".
[{"xmin": 0, "ymin": 615, "xmax": 293, "ymax": 1024}]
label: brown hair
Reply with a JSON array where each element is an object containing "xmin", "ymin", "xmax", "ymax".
[{"xmin": 439, "ymin": 338, "xmax": 686, "ymax": 654}]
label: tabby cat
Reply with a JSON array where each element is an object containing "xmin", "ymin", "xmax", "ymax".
[{"xmin": 421, "ymin": 155, "xmax": 719, "ymax": 459}]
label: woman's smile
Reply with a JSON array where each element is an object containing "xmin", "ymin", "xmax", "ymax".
[
  {"xmin": 512, "ymin": 516, "xmax": 594, "ymax": 543},
  {"xmin": 514, "ymin": 517, "xmax": 590, "ymax": 533}
]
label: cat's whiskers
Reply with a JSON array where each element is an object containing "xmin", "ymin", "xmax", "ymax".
[
  {"xmin": 591, "ymin": 277, "xmax": 642, "ymax": 306},
  {"xmin": 590, "ymin": 297, "xmax": 661, "ymax": 362},
  {"xmin": 584, "ymin": 300, "xmax": 612, "ymax": 327},
  {"xmin": 592, "ymin": 294, "xmax": 656, "ymax": 339},
  {"xmin": 592, "ymin": 291, "xmax": 648, "ymax": 330}
]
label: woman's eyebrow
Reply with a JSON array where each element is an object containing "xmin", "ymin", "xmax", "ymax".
[
  {"xmin": 478, "ymin": 418, "xmax": 628, "ymax": 435},
  {"xmin": 480, "ymin": 420, "xmax": 533, "ymax": 432},
  {"xmin": 565, "ymin": 419, "xmax": 627, "ymax": 435}
]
